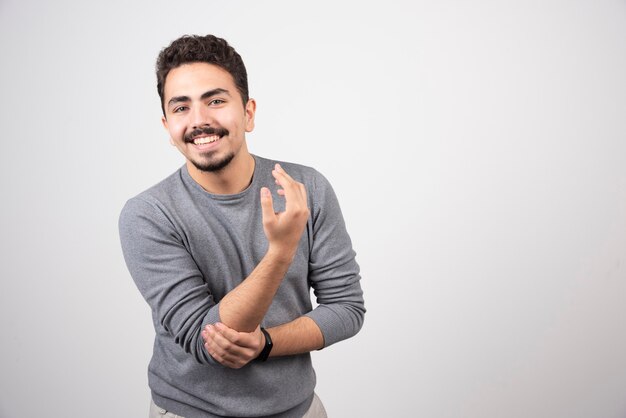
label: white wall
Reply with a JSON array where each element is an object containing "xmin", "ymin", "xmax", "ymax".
[{"xmin": 1, "ymin": 1, "xmax": 625, "ymax": 417}]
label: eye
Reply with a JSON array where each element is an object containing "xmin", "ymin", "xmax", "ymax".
[
  {"xmin": 173, "ymin": 106, "xmax": 188, "ymax": 113},
  {"xmin": 209, "ymin": 99, "xmax": 225, "ymax": 105}
]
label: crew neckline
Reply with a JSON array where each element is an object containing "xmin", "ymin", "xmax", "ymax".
[{"xmin": 181, "ymin": 154, "xmax": 261, "ymax": 201}]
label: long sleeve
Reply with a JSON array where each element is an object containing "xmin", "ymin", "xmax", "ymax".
[
  {"xmin": 304, "ymin": 172, "xmax": 366, "ymax": 347},
  {"xmin": 119, "ymin": 197, "xmax": 220, "ymax": 365}
]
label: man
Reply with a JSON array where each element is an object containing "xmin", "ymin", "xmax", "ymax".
[{"xmin": 119, "ymin": 34, "xmax": 365, "ymax": 418}]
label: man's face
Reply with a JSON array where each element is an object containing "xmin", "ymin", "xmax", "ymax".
[{"xmin": 161, "ymin": 62, "xmax": 255, "ymax": 172}]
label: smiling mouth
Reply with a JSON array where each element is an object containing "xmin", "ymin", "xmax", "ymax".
[{"xmin": 192, "ymin": 135, "xmax": 220, "ymax": 145}]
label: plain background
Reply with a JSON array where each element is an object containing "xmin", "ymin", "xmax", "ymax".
[{"xmin": 1, "ymin": 1, "xmax": 625, "ymax": 417}]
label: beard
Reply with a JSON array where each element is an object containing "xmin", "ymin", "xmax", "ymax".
[
  {"xmin": 184, "ymin": 125, "xmax": 233, "ymax": 172},
  {"xmin": 190, "ymin": 151, "xmax": 235, "ymax": 172}
]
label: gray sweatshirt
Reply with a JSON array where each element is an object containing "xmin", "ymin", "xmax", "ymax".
[{"xmin": 118, "ymin": 155, "xmax": 365, "ymax": 417}]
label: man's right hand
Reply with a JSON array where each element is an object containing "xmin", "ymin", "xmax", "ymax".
[
  {"xmin": 218, "ymin": 164, "xmax": 310, "ymax": 332},
  {"xmin": 260, "ymin": 163, "xmax": 309, "ymax": 262}
]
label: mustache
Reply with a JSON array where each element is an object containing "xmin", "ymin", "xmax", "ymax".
[{"xmin": 184, "ymin": 126, "xmax": 229, "ymax": 143}]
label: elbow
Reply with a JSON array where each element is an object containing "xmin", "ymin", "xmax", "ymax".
[
  {"xmin": 347, "ymin": 302, "xmax": 366, "ymax": 337},
  {"xmin": 340, "ymin": 287, "xmax": 366, "ymax": 338},
  {"xmin": 163, "ymin": 302, "xmax": 223, "ymax": 366},
  {"xmin": 173, "ymin": 326, "xmax": 211, "ymax": 365}
]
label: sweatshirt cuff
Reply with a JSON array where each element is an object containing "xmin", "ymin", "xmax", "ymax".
[
  {"xmin": 203, "ymin": 302, "xmax": 222, "ymax": 327},
  {"xmin": 199, "ymin": 303, "xmax": 223, "ymax": 365},
  {"xmin": 304, "ymin": 305, "xmax": 350, "ymax": 348}
]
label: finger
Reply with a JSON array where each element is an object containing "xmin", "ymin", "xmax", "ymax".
[
  {"xmin": 205, "ymin": 333, "xmax": 244, "ymax": 365},
  {"xmin": 205, "ymin": 342, "xmax": 238, "ymax": 368},
  {"xmin": 298, "ymin": 183, "xmax": 308, "ymax": 202},
  {"xmin": 204, "ymin": 337, "xmax": 223, "ymax": 361},
  {"xmin": 215, "ymin": 323, "xmax": 259, "ymax": 349},
  {"xmin": 205, "ymin": 325, "xmax": 230, "ymax": 354},
  {"xmin": 211, "ymin": 329, "xmax": 252, "ymax": 358},
  {"xmin": 271, "ymin": 164, "xmax": 298, "ymax": 191},
  {"xmin": 260, "ymin": 187, "xmax": 276, "ymax": 224},
  {"xmin": 272, "ymin": 169, "xmax": 306, "ymax": 209},
  {"xmin": 275, "ymin": 163, "xmax": 295, "ymax": 181}
]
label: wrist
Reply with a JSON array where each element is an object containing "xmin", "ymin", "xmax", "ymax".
[{"xmin": 266, "ymin": 244, "xmax": 296, "ymax": 265}]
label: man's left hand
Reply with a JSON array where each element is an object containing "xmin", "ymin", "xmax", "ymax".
[{"xmin": 201, "ymin": 323, "xmax": 265, "ymax": 369}]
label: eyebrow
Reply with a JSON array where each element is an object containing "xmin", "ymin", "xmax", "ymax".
[{"xmin": 167, "ymin": 88, "xmax": 230, "ymax": 108}]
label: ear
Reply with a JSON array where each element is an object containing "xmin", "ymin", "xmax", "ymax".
[
  {"xmin": 161, "ymin": 116, "xmax": 175, "ymax": 146},
  {"xmin": 244, "ymin": 98, "xmax": 257, "ymax": 132}
]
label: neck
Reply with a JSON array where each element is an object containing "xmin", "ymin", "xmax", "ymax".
[{"xmin": 186, "ymin": 148, "xmax": 255, "ymax": 195}]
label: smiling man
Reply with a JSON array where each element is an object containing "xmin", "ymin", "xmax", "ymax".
[{"xmin": 119, "ymin": 34, "xmax": 365, "ymax": 418}]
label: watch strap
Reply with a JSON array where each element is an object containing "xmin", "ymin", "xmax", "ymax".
[{"xmin": 256, "ymin": 327, "xmax": 273, "ymax": 362}]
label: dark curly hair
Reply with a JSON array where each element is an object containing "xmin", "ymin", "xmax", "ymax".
[{"xmin": 156, "ymin": 34, "xmax": 249, "ymax": 115}]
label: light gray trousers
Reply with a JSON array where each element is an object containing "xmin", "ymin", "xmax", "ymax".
[{"xmin": 149, "ymin": 393, "xmax": 328, "ymax": 418}]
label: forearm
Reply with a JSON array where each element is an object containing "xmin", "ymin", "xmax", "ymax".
[
  {"xmin": 218, "ymin": 247, "xmax": 292, "ymax": 333},
  {"xmin": 267, "ymin": 316, "xmax": 324, "ymax": 357},
  {"xmin": 218, "ymin": 164, "xmax": 308, "ymax": 333}
]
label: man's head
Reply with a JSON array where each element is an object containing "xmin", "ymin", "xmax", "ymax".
[
  {"xmin": 156, "ymin": 35, "xmax": 249, "ymax": 115},
  {"xmin": 157, "ymin": 35, "xmax": 256, "ymax": 175}
]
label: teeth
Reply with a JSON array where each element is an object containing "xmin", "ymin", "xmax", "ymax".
[{"xmin": 193, "ymin": 135, "xmax": 220, "ymax": 145}]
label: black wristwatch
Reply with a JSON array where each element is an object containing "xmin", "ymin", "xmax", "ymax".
[{"xmin": 256, "ymin": 327, "xmax": 273, "ymax": 362}]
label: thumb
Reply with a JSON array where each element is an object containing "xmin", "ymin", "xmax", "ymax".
[{"xmin": 260, "ymin": 187, "xmax": 276, "ymax": 224}]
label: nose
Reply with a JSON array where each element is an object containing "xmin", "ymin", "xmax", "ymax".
[{"xmin": 190, "ymin": 103, "xmax": 212, "ymax": 129}]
